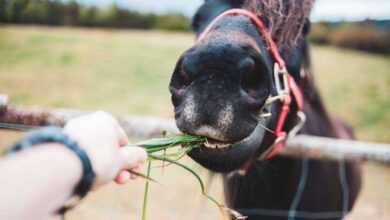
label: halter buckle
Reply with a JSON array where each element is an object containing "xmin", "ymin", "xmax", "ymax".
[{"xmin": 274, "ymin": 64, "xmax": 289, "ymax": 97}]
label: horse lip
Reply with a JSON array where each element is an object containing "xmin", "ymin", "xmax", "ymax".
[
  {"xmin": 231, "ymin": 121, "xmax": 267, "ymax": 149},
  {"xmin": 187, "ymin": 120, "xmax": 268, "ymax": 173}
]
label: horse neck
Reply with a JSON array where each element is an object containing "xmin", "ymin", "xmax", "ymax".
[
  {"xmin": 298, "ymin": 43, "xmax": 338, "ymax": 137},
  {"xmin": 223, "ymin": 153, "xmax": 302, "ymax": 210},
  {"xmin": 282, "ymin": 38, "xmax": 336, "ymax": 136}
]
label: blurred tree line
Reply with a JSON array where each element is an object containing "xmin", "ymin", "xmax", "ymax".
[
  {"xmin": 0, "ymin": 0, "xmax": 190, "ymax": 31},
  {"xmin": 310, "ymin": 21, "xmax": 390, "ymax": 54},
  {"xmin": 1, "ymin": 1, "xmax": 389, "ymax": 54}
]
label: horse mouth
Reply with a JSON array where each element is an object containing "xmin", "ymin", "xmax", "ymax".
[
  {"xmin": 185, "ymin": 122, "xmax": 267, "ymax": 173},
  {"xmin": 203, "ymin": 139, "xmax": 234, "ymax": 149}
]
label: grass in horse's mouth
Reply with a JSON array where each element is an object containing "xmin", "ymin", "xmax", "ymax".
[
  {"xmin": 130, "ymin": 134, "xmax": 246, "ymax": 220},
  {"xmin": 134, "ymin": 134, "xmax": 206, "ymax": 154}
]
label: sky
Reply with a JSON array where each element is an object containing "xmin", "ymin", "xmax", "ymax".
[{"xmin": 79, "ymin": 0, "xmax": 390, "ymax": 21}]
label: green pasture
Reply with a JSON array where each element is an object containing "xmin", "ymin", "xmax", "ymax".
[
  {"xmin": 0, "ymin": 25, "xmax": 389, "ymax": 142},
  {"xmin": 0, "ymin": 26, "xmax": 389, "ymax": 220}
]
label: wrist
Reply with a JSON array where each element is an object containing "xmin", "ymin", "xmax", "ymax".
[
  {"xmin": 30, "ymin": 143, "xmax": 83, "ymax": 190},
  {"xmin": 4, "ymin": 127, "xmax": 96, "ymax": 214},
  {"xmin": 62, "ymin": 129, "xmax": 100, "ymax": 187}
]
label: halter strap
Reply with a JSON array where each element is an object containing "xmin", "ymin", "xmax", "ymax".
[
  {"xmin": 198, "ymin": 9, "xmax": 286, "ymax": 69},
  {"xmin": 197, "ymin": 8, "xmax": 304, "ymax": 163}
]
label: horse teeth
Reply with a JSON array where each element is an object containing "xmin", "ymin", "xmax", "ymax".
[{"xmin": 204, "ymin": 142, "xmax": 231, "ymax": 149}]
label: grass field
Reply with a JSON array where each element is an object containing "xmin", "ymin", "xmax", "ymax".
[{"xmin": 0, "ymin": 25, "xmax": 390, "ymax": 220}]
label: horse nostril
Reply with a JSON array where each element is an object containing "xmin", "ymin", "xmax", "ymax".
[
  {"xmin": 169, "ymin": 54, "xmax": 196, "ymax": 107},
  {"xmin": 239, "ymin": 57, "xmax": 255, "ymax": 74},
  {"xmin": 169, "ymin": 86, "xmax": 185, "ymax": 107},
  {"xmin": 180, "ymin": 70, "xmax": 192, "ymax": 87},
  {"xmin": 239, "ymin": 57, "xmax": 270, "ymax": 110},
  {"xmin": 182, "ymin": 56, "xmax": 198, "ymax": 83}
]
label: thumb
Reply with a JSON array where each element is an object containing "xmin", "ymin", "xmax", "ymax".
[{"xmin": 119, "ymin": 146, "xmax": 148, "ymax": 170}]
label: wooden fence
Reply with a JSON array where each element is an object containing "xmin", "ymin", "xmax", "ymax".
[{"xmin": 1, "ymin": 98, "xmax": 389, "ymax": 165}]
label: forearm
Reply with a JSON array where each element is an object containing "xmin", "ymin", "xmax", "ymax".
[{"xmin": 0, "ymin": 144, "xmax": 82, "ymax": 220}]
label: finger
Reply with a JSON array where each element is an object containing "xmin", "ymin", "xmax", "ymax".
[
  {"xmin": 95, "ymin": 111, "xmax": 128, "ymax": 147},
  {"xmin": 119, "ymin": 146, "xmax": 147, "ymax": 170},
  {"xmin": 114, "ymin": 171, "xmax": 131, "ymax": 184},
  {"xmin": 117, "ymin": 126, "xmax": 129, "ymax": 147},
  {"xmin": 94, "ymin": 111, "xmax": 117, "ymax": 123}
]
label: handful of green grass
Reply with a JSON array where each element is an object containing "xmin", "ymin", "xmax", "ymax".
[{"xmin": 130, "ymin": 134, "xmax": 246, "ymax": 220}]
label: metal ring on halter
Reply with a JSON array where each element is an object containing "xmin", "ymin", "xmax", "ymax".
[
  {"xmin": 265, "ymin": 95, "xmax": 284, "ymax": 105},
  {"xmin": 258, "ymin": 132, "xmax": 287, "ymax": 160},
  {"xmin": 256, "ymin": 111, "xmax": 305, "ymax": 161},
  {"xmin": 288, "ymin": 111, "xmax": 307, "ymax": 139}
]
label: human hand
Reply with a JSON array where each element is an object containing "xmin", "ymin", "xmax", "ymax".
[{"xmin": 64, "ymin": 111, "xmax": 147, "ymax": 188}]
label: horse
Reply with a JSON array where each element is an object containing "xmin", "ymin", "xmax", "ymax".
[{"xmin": 169, "ymin": 1, "xmax": 362, "ymax": 219}]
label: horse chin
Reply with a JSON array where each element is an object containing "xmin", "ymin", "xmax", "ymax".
[{"xmin": 186, "ymin": 123, "xmax": 267, "ymax": 173}]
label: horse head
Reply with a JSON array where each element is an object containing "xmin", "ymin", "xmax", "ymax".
[{"xmin": 169, "ymin": 0, "xmax": 313, "ymax": 172}]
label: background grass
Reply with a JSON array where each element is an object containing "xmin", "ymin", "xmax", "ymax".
[{"xmin": 0, "ymin": 25, "xmax": 389, "ymax": 220}]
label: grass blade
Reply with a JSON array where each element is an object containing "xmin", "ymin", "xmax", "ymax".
[
  {"xmin": 148, "ymin": 154, "xmax": 246, "ymax": 220},
  {"xmin": 132, "ymin": 133, "xmax": 246, "ymax": 220},
  {"xmin": 148, "ymin": 154, "xmax": 220, "ymax": 206},
  {"xmin": 128, "ymin": 170, "xmax": 157, "ymax": 183},
  {"xmin": 141, "ymin": 161, "xmax": 152, "ymax": 220}
]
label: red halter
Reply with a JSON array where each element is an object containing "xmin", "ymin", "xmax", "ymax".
[{"xmin": 197, "ymin": 9, "xmax": 304, "ymax": 162}]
